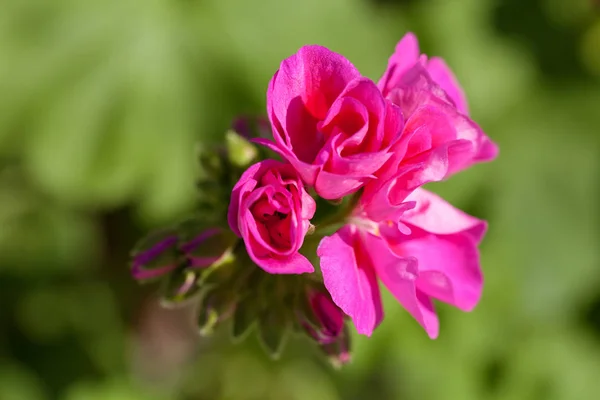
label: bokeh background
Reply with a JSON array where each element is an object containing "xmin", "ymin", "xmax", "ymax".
[{"xmin": 2, "ymin": 0, "xmax": 600, "ymax": 399}]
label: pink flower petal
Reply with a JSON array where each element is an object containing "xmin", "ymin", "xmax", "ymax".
[
  {"xmin": 317, "ymin": 226, "xmax": 383, "ymax": 336},
  {"xmin": 253, "ymin": 138, "xmax": 321, "ymax": 185},
  {"xmin": 426, "ymin": 57, "xmax": 469, "ymax": 115},
  {"xmin": 369, "ymin": 189, "xmax": 485, "ymax": 311},
  {"xmin": 402, "ymin": 189, "xmax": 487, "ymax": 242},
  {"xmin": 314, "ymin": 169, "xmax": 368, "ymax": 200},
  {"xmin": 404, "ymin": 232, "xmax": 483, "ymax": 311},
  {"xmin": 267, "ymin": 45, "xmax": 361, "ymax": 165},
  {"xmin": 362, "ymin": 232, "xmax": 439, "ymax": 339},
  {"xmin": 475, "ymin": 136, "xmax": 500, "ymax": 162},
  {"xmin": 228, "ymin": 168, "xmax": 261, "ymax": 237},
  {"xmin": 251, "ymin": 250, "xmax": 315, "ymax": 274},
  {"xmin": 378, "ymin": 32, "xmax": 420, "ymax": 96}
]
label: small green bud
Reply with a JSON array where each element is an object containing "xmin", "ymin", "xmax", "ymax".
[{"xmin": 225, "ymin": 130, "xmax": 258, "ymax": 168}]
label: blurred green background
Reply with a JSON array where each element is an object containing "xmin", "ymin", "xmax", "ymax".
[{"xmin": 2, "ymin": 0, "xmax": 600, "ymax": 399}]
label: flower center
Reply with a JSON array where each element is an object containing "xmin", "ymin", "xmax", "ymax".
[
  {"xmin": 347, "ymin": 216, "xmax": 380, "ymax": 236},
  {"xmin": 251, "ymin": 198, "xmax": 292, "ymax": 250}
]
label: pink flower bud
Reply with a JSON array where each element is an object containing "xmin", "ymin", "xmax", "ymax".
[{"xmin": 228, "ymin": 160, "xmax": 316, "ymax": 274}]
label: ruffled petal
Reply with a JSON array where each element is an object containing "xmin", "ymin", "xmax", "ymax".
[
  {"xmin": 362, "ymin": 232, "xmax": 439, "ymax": 338},
  {"xmin": 317, "ymin": 226, "xmax": 384, "ymax": 336}
]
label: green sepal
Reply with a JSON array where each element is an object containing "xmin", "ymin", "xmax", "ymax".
[
  {"xmin": 159, "ymin": 267, "xmax": 202, "ymax": 308},
  {"xmin": 257, "ymin": 308, "xmax": 290, "ymax": 360},
  {"xmin": 230, "ymin": 294, "xmax": 259, "ymax": 342},
  {"xmin": 198, "ymin": 255, "xmax": 236, "ymax": 288},
  {"xmin": 197, "ymin": 290, "xmax": 236, "ymax": 337},
  {"xmin": 178, "ymin": 221, "xmax": 239, "ymax": 269}
]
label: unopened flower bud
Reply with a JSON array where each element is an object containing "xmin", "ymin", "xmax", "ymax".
[
  {"xmin": 160, "ymin": 268, "xmax": 202, "ymax": 307},
  {"xmin": 321, "ymin": 324, "xmax": 351, "ymax": 369},
  {"xmin": 179, "ymin": 227, "xmax": 238, "ymax": 269},
  {"xmin": 131, "ymin": 230, "xmax": 180, "ymax": 281},
  {"xmin": 225, "ymin": 130, "xmax": 258, "ymax": 168},
  {"xmin": 299, "ymin": 289, "xmax": 344, "ymax": 344},
  {"xmin": 231, "ymin": 115, "xmax": 272, "ymax": 139}
]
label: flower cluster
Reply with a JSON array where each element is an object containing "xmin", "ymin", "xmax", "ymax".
[{"xmin": 131, "ymin": 33, "xmax": 497, "ymax": 365}]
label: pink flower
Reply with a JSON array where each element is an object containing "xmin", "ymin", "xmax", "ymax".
[
  {"xmin": 317, "ymin": 189, "xmax": 486, "ymax": 338},
  {"xmin": 360, "ymin": 33, "xmax": 499, "ymax": 220},
  {"xmin": 258, "ymin": 45, "xmax": 404, "ymax": 200},
  {"xmin": 228, "ymin": 160, "xmax": 316, "ymax": 274}
]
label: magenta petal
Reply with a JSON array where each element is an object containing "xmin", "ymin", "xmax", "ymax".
[
  {"xmin": 378, "ymin": 32, "xmax": 420, "ymax": 96},
  {"xmin": 317, "ymin": 227, "xmax": 383, "ymax": 336},
  {"xmin": 314, "ymin": 169, "xmax": 366, "ymax": 200},
  {"xmin": 426, "ymin": 57, "xmax": 469, "ymax": 115},
  {"xmin": 393, "ymin": 144, "xmax": 452, "ymax": 191},
  {"xmin": 475, "ymin": 136, "xmax": 500, "ymax": 162},
  {"xmin": 360, "ymin": 172, "xmax": 419, "ymax": 222},
  {"xmin": 405, "ymin": 233, "xmax": 483, "ymax": 311},
  {"xmin": 267, "ymin": 45, "xmax": 361, "ymax": 165},
  {"xmin": 388, "ymin": 189, "xmax": 486, "ymax": 311},
  {"xmin": 252, "ymin": 137, "xmax": 288, "ymax": 158},
  {"xmin": 273, "ymin": 45, "xmax": 361, "ymax": 119},
  {"xmin": 252, "ymin": 251, "xmax": 315, "ymax": 274},
  {"xmin": 387, "ymin": 68, "xmax": 497, "ymax": 175},
  {"xmin": 253, "ymin": 138, "xmax": 320, "ymax": 186},
  {"xmin": 300, "ymin": 188, "xmax": 317, "ymax": 220},
  {"xmin": 402, "ymin": 189, "xmax": 487, "ymax": 242},
  {"xmin": 228, "ymin": 172, "xmax": 260, "ymax": 237},
  {"xmin": 362, "ymin": 232, "xmax": 439, "ymax": 338},
  {"xmin": 327, "ymin": 143, "xmax": 394, "ymax": 179}
]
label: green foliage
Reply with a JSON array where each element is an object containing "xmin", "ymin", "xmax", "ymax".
[{"xmin": 1, "ymin": 0, "xmax": 600, "ymax": 399}]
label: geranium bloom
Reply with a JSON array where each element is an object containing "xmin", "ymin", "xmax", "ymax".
[
  {"xmin": 228, "ymin": 159, "xmax": 316, "ymax": 274},
  {"xmin": 318, "ymin": 189, "xmax": 486, "ymax": 338},
  {"xmin": 360, "ymin": 33, "xmax": 499, "ymax": 221},
  {"xmin": 259, "ymin": 45, "xmax": 404, "ymax": 200}
]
